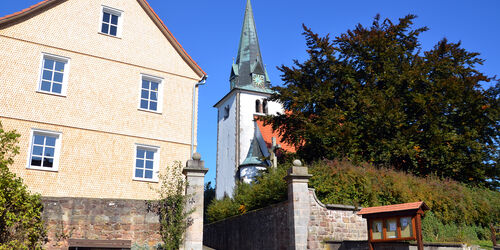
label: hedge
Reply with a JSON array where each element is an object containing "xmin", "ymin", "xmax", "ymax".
[{"xmin": 206, "ymin": 159, "xmax": 499, "ymax": 242}]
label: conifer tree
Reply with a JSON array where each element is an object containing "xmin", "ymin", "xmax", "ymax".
[{"xmin": 264, "ymin": 15, "xmax": 499, "ymax": 187}]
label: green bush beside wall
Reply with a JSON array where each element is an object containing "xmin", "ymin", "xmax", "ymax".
[{"xmin": 206, "ymin": 159, "xmax": 499, "ymax": 243}]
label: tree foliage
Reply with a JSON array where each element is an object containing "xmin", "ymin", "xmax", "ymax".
[
  {"xmin": 0, "ymin": 122, "xmax": 46, "ymax": 249},
  {"xmin": 264, "ymin": 15, "xmax": 499, "ymax": 187}
]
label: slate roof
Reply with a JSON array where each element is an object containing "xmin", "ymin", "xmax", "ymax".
[
  {"xmin": 357, "ymin": 201, "xmax": 429, "ymax": 215},
  {"xmin": 240, "ymin": 137, "xmax": 268, "ymax": 167},
  {"xmin": 229, "ymin": 0, "xmax": 272, "ymax": 94}
]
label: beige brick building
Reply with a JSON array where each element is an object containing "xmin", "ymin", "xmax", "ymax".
[{"xmin": 0, "ymin": 0, "xmax": 206, "ymax": 200}]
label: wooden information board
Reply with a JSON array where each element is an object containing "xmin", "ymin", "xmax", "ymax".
[{"xmin": 358, "ymin": 201, "xmax": 429, "ymax": 250}]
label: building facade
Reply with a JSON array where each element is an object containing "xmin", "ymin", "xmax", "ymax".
[
  {"xmin": 214, "ymin": 0, "xmax": 293, "ymax": 199},
  {"xmin": 0, "ymin": 0, "xmax": 205, "ymax": 202}
]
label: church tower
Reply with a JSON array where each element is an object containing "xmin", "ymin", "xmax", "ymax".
[{"xmin": 214, "ymin": 0, "xmax": 283, "ymax": 198}]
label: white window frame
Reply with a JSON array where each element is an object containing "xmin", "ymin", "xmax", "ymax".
[
  {"xmin": 133, "ymin": 144, "xmax": 160, "ymax": 182},
  {"xmin": 99, "ymin": 5, "xmax": 124, "ymax": 37},
  {"xmin": 37, "ymin": 53, "xmax": 70, "ymax": 96},
  {"xmin": 138, "ymin": 74, "xmax": 164, "ymax": 114},
  {"xmin": 26, "ymin": 129, "xmax": 62, "ymax": 172}
]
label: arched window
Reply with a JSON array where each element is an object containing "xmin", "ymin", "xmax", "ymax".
[
  {"xmin": 255, "ymin": 100, "xmax": 262, "ymax": 113},
  {"xmin": 263, "ymin": 100, "xmax": 268, "ymax": 114}
]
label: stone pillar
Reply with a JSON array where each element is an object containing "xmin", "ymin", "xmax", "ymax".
[
  {"xmin": 285, "ymin": 160, "xmax": 312, "ymax": 250},
  {"xmin": 183, "ymin": 153, "xmax": 208, "ymax": 250}
]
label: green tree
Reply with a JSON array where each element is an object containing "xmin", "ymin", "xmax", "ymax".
[
  {"xmin": 264, "ymin": 15, "xmax": 499, "ymax": 187},
  {"xmin": 0, "ymin": 122, "xmax": 46, "ymax": 249},
  {"xmin": 203, "ymin": 182, "xmax": 215, "ymax": 224}
]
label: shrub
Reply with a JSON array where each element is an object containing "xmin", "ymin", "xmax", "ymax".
[
  {"xmin": 309, "ymin": 160, "xmax": 499, "ymax": 227},
  {"xmin": 205, "ymin": 196, "xmax": 240, "ymax": 223},
  {"xmin": 206, "ymin": 158, "xmax": 499, "ymax": 244},
  {"xmin": 148, "ymin": 162, "xmax": 193, "ymax": 250},
  {"xmin": 0, "ymin": 122, "xmax": 46, "ymax": 249},
  {"xmin": 422, "ymin": 212, "xmax": 492, "ymax": 243},
  {"xmin": 206, "ymin": 165, "xmax": 287, "ymax": 223},
  {"xmin": 203, "ymin": 182, "xmax": 215, "ymax": 224}
]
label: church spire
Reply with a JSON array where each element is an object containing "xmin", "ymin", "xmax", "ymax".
[{"xmin": 229, "ymin": 0, "xmax": 271, "ymax": 93}]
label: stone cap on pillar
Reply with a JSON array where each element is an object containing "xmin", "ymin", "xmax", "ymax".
[
  {"xmin": 284, "ymin": 160, "xmax": 312, "ymax": 183},
  {"xmin": 183, "ymin": 152, "xmax": 208, "ymax": 175}
]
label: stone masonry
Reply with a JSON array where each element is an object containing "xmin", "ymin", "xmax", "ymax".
[
  {"xmin": 204, "ymin": 161, "xmax": 368, "ymax": 250},
  {"xmin": 183, "ymin": 153, "xmax": 209, "ymax": 250},
  {"xmin": 42, "ymin": 197, "xmax": 161, "ymax": 249},
  {"xmin": 203, "ymin": 201, "xmax": 290, "ymax": 250},
  {"xmin": 286, "ymin": 160, "xmax": 313, "ymax": 249},
  {"xmin": 308, "ymin": 190, "xmax": 367, "ymax": 249}
]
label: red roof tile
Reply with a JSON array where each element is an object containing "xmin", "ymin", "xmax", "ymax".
[
  {"xmin": 255, "ymin": 116, "xmax": 296, "ymax": 153},
  {"xmin": 357, "ymin": 201, "xmax": 429, "ymax": 215},
  {"xmin": 0, "ymin": 0, "xmax": 206, "ymax": 77}
]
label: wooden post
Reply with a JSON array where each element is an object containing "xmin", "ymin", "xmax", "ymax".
[
  {"xmin": 415, "ymin": 213, "xmax": 424, "ymax": 250},
  {"xmin": 491, "ymin": 224, "xmax": 497, "ymax": 247},
  {"xmin": 367, "ymin": 221, "xmax": 374, "ymax": 250}
]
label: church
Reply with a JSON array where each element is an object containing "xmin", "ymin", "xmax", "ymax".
[{"xmin": 214, "ymin": 0, "xmax": 295, "ymax": 199}]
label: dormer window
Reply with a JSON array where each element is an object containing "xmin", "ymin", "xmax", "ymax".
[{"xmin": 100, "ymin": 6, "xmax": 123, "ymax": 37}]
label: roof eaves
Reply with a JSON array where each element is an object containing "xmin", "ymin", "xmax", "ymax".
[
  {"xmin": 138, "ymin": 0, "xmax": 206, "ymax": 78},
  {"xmin": 357, "ymin": 201, "xmax": 428, "ymax": 215},
  {"xmin": 0, "ymin": 0, "xmax": 206, "ymax": 79},
  {"xmin": 0, "ymin": 0, "xmax": 61, "ymax": 25}
]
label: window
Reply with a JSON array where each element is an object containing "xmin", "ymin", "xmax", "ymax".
[
  {"xmin": 224, "ymin": 105, "xmax": 230, "ymax": 119},
  {"xmin": 27, "ymin": 129, "xmax": 62, "ymax": 171},
  {"xmin": 38, "ymin": 54, "xmax": 69, "ymax": 95},
  {"xmin": 101, "ymin": 6, "xmax": 122, "ymax": 37},
  {"xmin": 134, "ymin": 145, "xmax": 159, "ymax": 181},
  {"xmin": 139, "ymin": 75, "xmax": 163, "ymax": 113},
  {"xmin": 255, "ymin": 100, "xmax": 262, "ymax": 113},
  {"xmin": 263, "ymin": 99, "xmax": 268, "ymax": 114}
]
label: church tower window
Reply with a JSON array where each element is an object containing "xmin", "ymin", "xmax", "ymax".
[
  {"xmin": 255, "ymin": 100, "xmax": 262, "ymax": 113},
  {"xmin": 263, "ymin": 100, "xmax": 268, "ymax": 114}
]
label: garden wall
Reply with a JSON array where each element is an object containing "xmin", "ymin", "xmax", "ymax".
[
  {"xmin": 203, "ymin": 201, "xmax": 290, "ymax": 250},
  {"xmin": 308, "ymin": 189, "xmax": 367, "ymax": 249},
  {"xmin": 203, "ymin": 189, "xmax": 368, "ymax": 249}
]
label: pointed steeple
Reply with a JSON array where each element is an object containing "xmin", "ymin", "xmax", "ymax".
[{"xmin": 229, "ymin": 0, "xmax": 272, "ymax": 93}]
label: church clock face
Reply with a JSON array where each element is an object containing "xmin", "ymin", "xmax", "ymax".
[{"xmin": 252, "ymin": 74, "xmax": 265, "ymax": 88}]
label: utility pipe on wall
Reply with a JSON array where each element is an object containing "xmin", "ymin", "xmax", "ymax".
[{"xmin": 191, "ymin": 75, "xmax": 207, "ymax": 158}]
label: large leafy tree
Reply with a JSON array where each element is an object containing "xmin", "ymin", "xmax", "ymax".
[
  {"xmin": 0, "ymin": 122, "xmax": 46, "ymax": 249},
  {"xmin": 264, "ymin": 15, "xmax": 499, "ymax": 187}
]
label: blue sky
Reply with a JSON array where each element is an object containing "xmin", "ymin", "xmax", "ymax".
[{"xmin": 1, "ymin": 0, "xmax": 499, "ymax": 185}]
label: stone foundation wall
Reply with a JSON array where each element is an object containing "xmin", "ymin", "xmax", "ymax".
[
  {"xmin": 308, "ymin": 189, "xmax": 368, "ymax": 249},
  {"xmin": 42, "ymin": 197, "xmax": 161, "ymax": 249},
  {"xmin": 203, "ymin": 201, "xmax": 290, "ymax": 250},
  {"xmin": 324, "ymin": 241, "xmax": 477, "ymax": 250}
]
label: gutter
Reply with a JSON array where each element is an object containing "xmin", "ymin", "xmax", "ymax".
[{"xmin": 191, "ymin": 75, "xmax": 208, "ymax": 158}]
